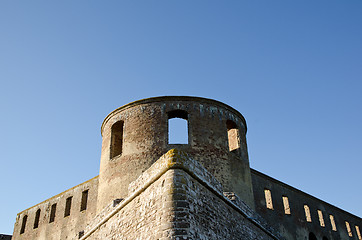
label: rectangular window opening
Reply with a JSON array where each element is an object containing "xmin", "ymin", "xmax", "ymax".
[
  {"xmin": 64, "ymin": 196, "xmax": 72, "ymax": 217},
  {"xmin": 168, "ymin": 110, "xmax": 188, "ymax": 144},
  {"xmin": 49, "ymin": 204, "xmax": 56, "ymax": 223},
  {"xmin": 318, "ymin": 210, "xmax": 325, "ymax": 227},
  {"xmin": 346, "ymin": 221, "xmax": 353, "ymax": 237},
  {"xmin": 110, "ymin": 121, "xmax": 124, "ymax": 159},
  {"xmin": 20, "ymin": 215, "xmax": 27, "ymax": 234},
  {"xmin": 80, "ymin": 190, "xmax": 88, "ymax": 211},
  {"xmin": 356, "ymin": 225, "xmax": 361, "ymax": 240},
  {"xmin": 329, "ymin": 215, "xmax": 337, "ymax": 231},
  {"xmin": 264, "ymin": 189, "xmax": 273, "ymax": 210},
  {"xmin": 226, "ymin": 120, "xmax": 240, "ymax": 152},
  {"xmin": 282, "ymin": 196, "xmax": 291, "ymax": 215},
  {"xmin": 33, "ymin": 209, "xmax": 40, "ymax": 229},
  {"xmin": 304, "ymin": 205, "xmax": 312, "ymax": 222}
]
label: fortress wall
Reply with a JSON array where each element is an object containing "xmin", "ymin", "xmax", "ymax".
[
  {"xmin": 81, "ymin": 149, "xmax": 275, "ymax": 240},
  {"xmin": 84, "ymin": 169, "xmax": 175, "ymax": 240},
  {"xmin": 87, "ymin": 168, "xmax": 273, "ymax": 239},
  {"xmin": 251, "ymin": 169, "xmax": 362, "ymax": 240},
  {"xmin": 12, "ymin": 176, "xmax": 98, "ymax": 240},
  {"xmin": 174, "ymin": 169, "xmax": 274, "ymax": 240},
  {"xmin": 0, "ymin": 234, "xmax": 11, "ymax": 240},
  {"xmin": 11, "ymin": 96, "xmax": 362, "ymax": 240}
]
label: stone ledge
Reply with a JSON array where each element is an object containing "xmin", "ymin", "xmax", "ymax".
[
  {"xmin": 128, "ymin": 148, "xmax": 223, "ymax": 195},
  {"xmin": 82, "ymin": 198, "xmax": 124, "ymax": 236}
]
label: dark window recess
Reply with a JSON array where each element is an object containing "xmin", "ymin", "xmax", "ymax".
[
  {"xmin": 20, "ymin": 215, "xmax": 27, "ymax": 234},
  {"xmin": 309, "ymin": 232, "xmax": 317, "ymax": 240},
  {"xmin": 49, "ymin": 204, "xmax": 56, "ymax": 223},
  {"xmin": 33, "ymin": 209, "xmax": 40, "ymax": 229},
  {"xmin": 113, "ymin": 198, "xmax": 123, "ymax": 207},
  {"xmin": 80, "ymin": 190, "xmax": 88, "ymax": 211},
  {"xmin": 226, "ymin": 120, "xmax": 240, "ymax": 152},
  {"xmin": 110, "ymin": 121, "xmax": 124, "ymax": 159},
  {"xmin": 64, "ymin": 196, "xmax": 72, "ymax": 217},
  {"xmin": 168, "ymin": 110, "xmax": 188, "ymax": 144}
]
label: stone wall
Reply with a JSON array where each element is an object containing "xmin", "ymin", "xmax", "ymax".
[
  {"xmin": 12, "ymin": 176, "xmax": 98, "ymax": 240},
  {"xmin": 80, "ymin": 149, "xmax": 276, "ymax": 240},
  {"xmin": 172, "ymin": 169, "xmax": 275, "ymax": 239},
  {"xmin": 83, "ymin": 170, "xmax": 175, "ymax": 240},
  {"xmin": 251, "ymin": 169, "xmax": 362, "ymax": 240},
  {"xmin": 0, "ymin": 234, "xmax": 12, "ymax": 240}
]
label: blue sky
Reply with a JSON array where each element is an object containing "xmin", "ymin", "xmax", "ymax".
[{"xmin": 1, "ymin": 0, "xmax": 362, "ymax": 235}]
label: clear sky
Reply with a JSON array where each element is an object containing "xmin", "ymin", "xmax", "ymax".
[{"xmin": 1, "ymin": 0, "xmax": 361, "ymax": 235}]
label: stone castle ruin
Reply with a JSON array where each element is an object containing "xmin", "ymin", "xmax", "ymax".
[{"xmin": 11, "ymin": 96, "xmax": 362, "ymax": 239}]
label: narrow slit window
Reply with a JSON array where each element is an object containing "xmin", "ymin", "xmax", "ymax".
[
  {"xmin": 304, "ymin": 205, "xmax": 312, "ymax": 222},
  {"xmin": 110, "ymin": 121, "xmax": 124, "ymax": 159},
  {"xmin": 20, "ymin": 215, "xmax": 27, "ymax": 234},
  {"xmin": 64, "ymin": 196, "xmax": 72, "ymax": 217},
  {"xmin": 346, "ymin": 221, "xmax": 353, "ymax": 237},
  {"xmin": 318, "ymin": 210, "xmax": 325, "ymax": 227},
  {"xmin": 168, "ymin": 110, "xmax": 188, "ymax": 144},
  {"xmin": 226, "ymin": 120, "xmax": 240, "ymax": 152},
  {"xmin": 282, "ymin": 196, "xmax": 291, "ymax": 215},
  {"xmin": 329, "ymin": 215, "xmax": 337, "ymax": 231},
  {"xmin": 33, "ymin": 209, "xmax": 40, "ymax": 229},
  {"xmin": 49, "ymin": 204, "xmax": 56, "ymax": 223},
  {"xmin": 80, "ymin": 190, "xmax": 88, "ymax": 211},
  {"xmin": 356, "ymin": 225, "xmax": 361, "ymax": 240},
  {"xmin": 264, "ymin": 189, "xmax": 273, "ymax": 210}
]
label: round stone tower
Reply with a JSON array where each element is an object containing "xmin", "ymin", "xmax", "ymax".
[{"xmin": 97, "ymin": 96, "xmax": 255, "ymax": 212}]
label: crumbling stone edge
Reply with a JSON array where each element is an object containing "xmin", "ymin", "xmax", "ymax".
[{"xmin": 79, "ymin": 149, "xmax": 280, "ymax": 240}]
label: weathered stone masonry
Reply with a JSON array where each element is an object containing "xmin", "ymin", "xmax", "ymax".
[
  {"xmin": 11, "ymin": 96, "xmax": 362, "ymax": 240},
  {"xmin": 12, "ymin": 176, "xmax": 98, "ymax": 240},
  {"xmin": 80, "ymin": 149, "xmax": 276, "ymax": 240},
  {"xmin": 252, "ymin": 169, "xmax": 362, "ymax": 240}
]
